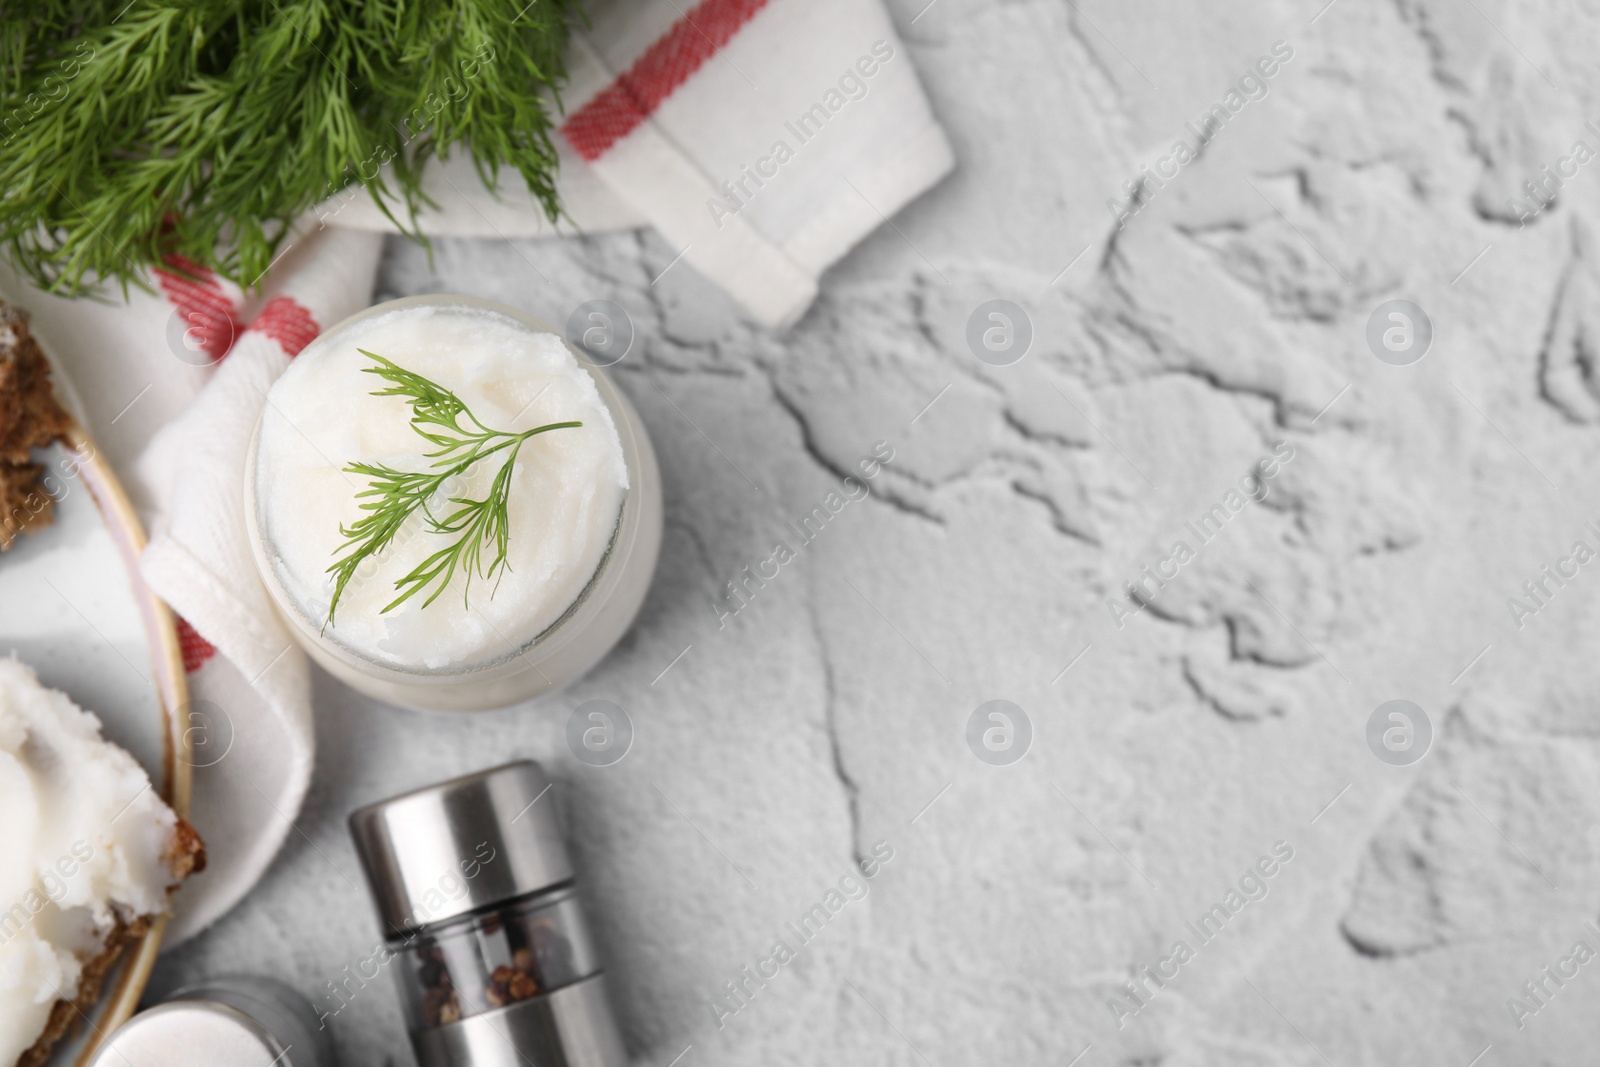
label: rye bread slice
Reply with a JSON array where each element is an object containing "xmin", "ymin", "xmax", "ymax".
[{"xmin": 0, "ymin": 301, "xmax": 71, "ymax": 552}]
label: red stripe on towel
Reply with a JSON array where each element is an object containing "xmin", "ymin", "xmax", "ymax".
[
  {"xmin": 561, "ymin": 0, "xmax": 770, "ymax": 162},
  {"xmin": 155, "ymin": 254, "xmax": 241, "ymax": 363},
  {"xmin": 176, "ymin": 616, "xmax": 217, "ymax": 673},
  {"xmin": 247, "ymin": 296, "xmax": 320, "ymax": 357}
]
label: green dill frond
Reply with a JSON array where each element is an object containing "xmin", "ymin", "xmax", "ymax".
[
  {"xmin": 324, "ymin": 350, "xmax": 580, "ymax": 627},
  {"xmin": 0, "ymin": 0, "xmax": 578, "ymax": 296}
]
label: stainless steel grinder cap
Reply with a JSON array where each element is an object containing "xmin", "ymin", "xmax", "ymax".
[{"xmin": 348, "ymin": 759, "xmax": 573, "ymax": 934}]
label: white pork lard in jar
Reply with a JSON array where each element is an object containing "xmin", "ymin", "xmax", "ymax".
[{"xmin": 246, "ymin": 295, "xmax": 662, "ymax": 711}]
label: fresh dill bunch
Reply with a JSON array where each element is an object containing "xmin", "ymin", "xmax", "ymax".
[
  {"xmin": 325, "ymin": 349, "xmax": 580, "ymax": 626},
  {"xmin": 0, "ymin": 0, "xmax": 577, "ymax": 296}
]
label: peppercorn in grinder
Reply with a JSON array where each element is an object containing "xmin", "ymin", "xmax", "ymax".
[{"xmin": 349, "ymin": 761, "xmax": 627, "ymax": 1067}]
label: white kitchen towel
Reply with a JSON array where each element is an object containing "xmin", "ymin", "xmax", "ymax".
[
  {"xmin": 3, "ymin": 0, "xmax": 952, "ymax": 943},
  {"xmin": 330, "ymin": 0, "xmax": 955, "ymax": 326},
  {"xmin": 0, "ymin": 228, "xmax": 382, "ymax": 943},
  {"xmin": 136, "ymin": 233, "xmax": 384, "ymax": 941}
]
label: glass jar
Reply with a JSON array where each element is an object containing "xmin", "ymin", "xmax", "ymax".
[
  {"xmin": 89, "ymin": 975, "xmax": 335, "ymax": 1067},
  {"xmin": 349, "ymin": 760, "xmax": 627, "ymax": 1067},
  {"xmin": 244, "ymin": 294, "xmax": 663, "ymax": 713},
  {"xmin": 398, "ymin": 889, "xmax": 600, "ymax": 1028}
]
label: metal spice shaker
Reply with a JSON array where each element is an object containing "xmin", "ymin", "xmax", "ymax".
[
  {"xmin": 88, "ymin": 975, "xmax": 335, "ymax": 1067},
  {"xmin": 348, "ymin": 760, "xmax": 628, "ymax": 1067}
]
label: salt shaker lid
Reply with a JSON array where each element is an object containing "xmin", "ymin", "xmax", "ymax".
[
  {"xmin": 87, "ymin": 1001, "xmax": 287, "ymax": 1066},
  {"xmin": 349, "ymin": 760, "xmax": 573, "ymax": 934}
]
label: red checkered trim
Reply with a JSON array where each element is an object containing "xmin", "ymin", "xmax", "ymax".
[
  {"xmin": 561, "ymin": 0, "xmax": 770, "ymax": 162},
  {"xmin": 247, "ymin": 295, "xmax": 320, "ymax": 357},
  {"xmin": 176, "ymin": 616, "xmax": 217, "ymax": 673}
]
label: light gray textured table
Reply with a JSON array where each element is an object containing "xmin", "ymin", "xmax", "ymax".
[{"xmin": 154, "ymin": 1, "xmax": 1600, "ymax": 1064}]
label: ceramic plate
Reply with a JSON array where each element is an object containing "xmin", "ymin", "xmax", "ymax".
[{"xmin": 0, "ymin": 361, "xmax": 192, "ymax": 1065}]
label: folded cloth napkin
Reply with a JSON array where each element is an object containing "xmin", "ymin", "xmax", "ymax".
[
  {"xmin": 331, "ymin": 0, "xmax": 955, "ymax": 327},
  {"xmin": 0, "ymin": 230, "xmax": 385, "ymax": 943},
  {"xmin": 0, "ymin": 0, "xmax": 952, "ymax": 943}
]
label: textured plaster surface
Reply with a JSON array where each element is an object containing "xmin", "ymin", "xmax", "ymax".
[{"xmin": 155, "ymin": 1, "xmax": 1600, "ymax": 1064}]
